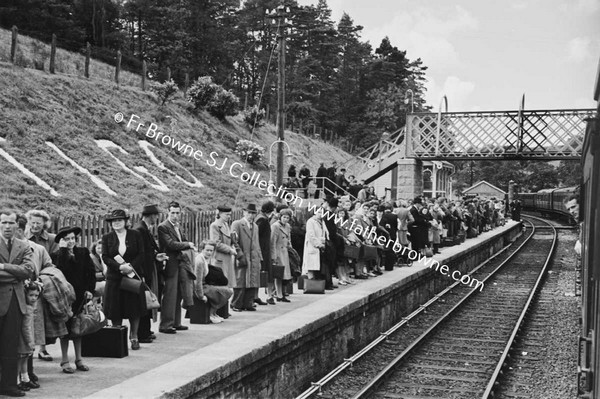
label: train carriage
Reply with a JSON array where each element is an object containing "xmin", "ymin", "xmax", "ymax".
[
  {"xmin": 534, "ymin": 188, "xmax": 554, "ymax": 214},
  {"xmin": 577, "ymin": 67, "xmax": 599, "ymax": 397},
  {"xmin": 552, "ymin": 187, "xmax": 578, "ymax": 216},
  {"xmin": 520, "ymin": 192, "xmax": 535, "ymax": 209}
]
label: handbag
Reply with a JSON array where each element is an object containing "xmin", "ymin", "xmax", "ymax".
[
  {"xmin": 120, "ymin": 276, "xmax": 143, "ymax": 293},
  {"xmin": 205, "ymin": 265, "xmax": 229, "ymax": 286},
  {"xmin": 144, "ymin": 290, "xmax": 160, "ymax": 310},
  {"xmin": 304, "ymin": 279, "xmax": 325, "ymax": 294},
  {"xmin": 128, "ymin": 269, "xmax": 159, "ymax": 310},
  {"xmin": 70, "ymin": 301, "xmax": 107, "ymax": 338},
  {"xmin": 424, "ymin": 247, "xmax": 434, "ymax": 257}
]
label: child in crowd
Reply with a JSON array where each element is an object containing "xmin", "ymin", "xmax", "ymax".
[{"xmin": 18, "ymin": 280, "xmax": 43, "ymax": 391}]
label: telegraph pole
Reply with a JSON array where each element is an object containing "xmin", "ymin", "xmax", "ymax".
[{"xmin": 276, "ymin": 5, "xmax": 286, "ymax": 191}]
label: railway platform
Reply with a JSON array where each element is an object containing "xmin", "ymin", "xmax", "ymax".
[{"xmin": 23, "ymin": 220, "xmax": 521, "ymax": 399}]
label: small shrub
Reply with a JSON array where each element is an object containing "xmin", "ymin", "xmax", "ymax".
[
  {"xmin": 234, "ymin": 139, "xmax": 265, "ymax": 165},
  {"xmin": 187, "ymin": 76, "xmax": 218, "ymax": 109},
  {"xmin": 150, "ymin": 79, "xmax": 179, "ymax": 105},
  {"xmin": 208, "ymin": 89, "xmax": 239, "ymax": 120},
  {"xmin": 243, "ymin": 105, "xmax": 266, "ymax": 129}
]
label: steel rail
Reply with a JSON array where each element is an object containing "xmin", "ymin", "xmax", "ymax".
[
  {"xmin": 482, "ymin": 215, "xmax": 558, "ymax": 398},
  {"xmin": 349, "ymin": 219, "xmax": 540, "ymax": 399},
  {"xmin": 295, "ymin": 223, "xmax": 527, "ymax": 399}
]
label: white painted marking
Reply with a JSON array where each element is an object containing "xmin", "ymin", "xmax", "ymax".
[
  {"xmin": 138, "ymin": 141, "xmax": 203, "ymax": 188},
  {"xmin": 0, "ymin": 142, "xmax": 60, "ymax": 197},
  {"xmin": 95, "ymin": 139, "xmax": 170, "ymax": 192},
  {"xmin": 45, "ymin": 142, "xmax": 117, "ymax": 196}
]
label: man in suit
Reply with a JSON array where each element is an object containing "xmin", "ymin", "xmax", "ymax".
[
  {"xmin": 230, "ymin": 204, "xmax": 263, "ymax": 311},
  {"xmin": 0, "ymin": 210, "xmax": 34, "ymax": 397},
  {"xmin": 157, "ymin": 202, "xmax": 196, "ymax": 334},
  {"xmin": 134, "ymin": 205, "xmax": 168, "ymax": 342}
]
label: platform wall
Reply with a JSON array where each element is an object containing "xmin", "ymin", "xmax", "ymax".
[{"xmin": 179, "ymin": 223, "xmax": 522, "ymax": 399}]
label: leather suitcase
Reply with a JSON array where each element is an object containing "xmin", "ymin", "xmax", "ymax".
[
  {"xmin": 304, "ymin": 279, "xmax": 325, "ymax": 294},
  {"xmin": 362, "ymin": 245, "xmax": 378, "ymax": 261},
  {"xmin": 272, "ymin": 265, "xmax": 285, "ymax": 280},
  {"xmin": 82, "ymin": 325, "xmax": 129, "ymax": 358},
  {"xmin": 186, "ymin": 298, "xmax": 210, "ymax": 324}
]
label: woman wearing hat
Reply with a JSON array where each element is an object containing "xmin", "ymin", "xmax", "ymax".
[
  {"xmin": 51, "ymin": 226, "xmax": 96, "ymax": 374},
  {"xmin": 270, "ymin": 209, "xmax": 293, "ymax": 302},
  {"xmin": 101, "ymin": 210, "xmax": 145, "ymax": 350},
  {"xmin": 209, "ymin": 206, "xmax": 237, "ymax": 289}
]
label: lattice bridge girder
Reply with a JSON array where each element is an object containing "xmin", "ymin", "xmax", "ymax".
[{"xmin": 405, "ymin": 108, "xmax": 596, "ymax": 160}]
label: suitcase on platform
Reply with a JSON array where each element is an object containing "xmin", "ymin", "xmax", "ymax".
[
  {"xmin": 82, "ymin": 325, "xmax": 129, "ymax": 358},
  {"xmin": 186, "ymin": 298, "xmax": 211, "ymax": 324}
]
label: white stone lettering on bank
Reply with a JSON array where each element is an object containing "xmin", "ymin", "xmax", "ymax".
[
  {"xmin": 138, "ymin": 141, "xmax": 203, "ymax": 188},
  {"xmin": 46, "ymin": 142, "xmax": 117, "ymax": 196},
  {"xmin": 95, "ymin": 139, "xmax": 169, "ymax": 192}
]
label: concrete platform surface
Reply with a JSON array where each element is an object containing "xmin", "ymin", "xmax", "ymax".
[{"xmin": 19, "ymin": 221, "xmax": 519, "ymax": 399}]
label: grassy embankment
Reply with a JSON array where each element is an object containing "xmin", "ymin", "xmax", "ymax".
[{"xmin": 0, "ymin": 28, "xmax": 354, "ymax": 216}]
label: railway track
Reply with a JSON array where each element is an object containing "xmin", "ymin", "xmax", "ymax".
[{"xmin": 297, "ymin": 216, "xmax": 557, "ymax": 399}]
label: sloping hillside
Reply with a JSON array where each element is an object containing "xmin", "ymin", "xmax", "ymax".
[{"xmin": 0, "ymin": 58, "xmax": 354, "ymax": 216}]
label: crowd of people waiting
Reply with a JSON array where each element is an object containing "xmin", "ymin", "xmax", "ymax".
[{"xmin": 0, "ymin": 191, "xmax": 512, "ymax": 396}]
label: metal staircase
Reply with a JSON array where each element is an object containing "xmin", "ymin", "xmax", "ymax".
[{"xmin": 340, "ymin": 127, "xmax": 406, "ymax": 184}]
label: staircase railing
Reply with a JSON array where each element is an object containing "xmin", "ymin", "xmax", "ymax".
[{"xmin": 340, "ymin": 127, "xmax": 406, "ymax": 179}]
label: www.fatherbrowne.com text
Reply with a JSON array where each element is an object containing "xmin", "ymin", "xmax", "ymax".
[{"xmin": 121, "ymin": 112, "xmax": 484, "ymax": 291}]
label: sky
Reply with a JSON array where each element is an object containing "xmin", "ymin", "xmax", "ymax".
[{"xmin": 296, "ymin": 0, "xmax": 600, "ymax": 112}]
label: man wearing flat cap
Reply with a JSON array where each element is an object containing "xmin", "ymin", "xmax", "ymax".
[
  {"xmin": 134, "ymin": 205, "xmax": 167, "ymax": 342},
  {"xmin": 0, "ymin": 210, "xmax": 34, "ymax": 397},
  {"xmin": 230, "ymin": 204, "xmax": 263, "ymax": 311},
  {"xmin": 157, "ymin": 202, "xmax": 196, "ymax": 334}
]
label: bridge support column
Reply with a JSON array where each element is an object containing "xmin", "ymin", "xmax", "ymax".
[{"xmin": 396, "ymin": 159, "xmax": 422, "ymax": 200}]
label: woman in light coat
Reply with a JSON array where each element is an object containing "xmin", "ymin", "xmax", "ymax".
[
  {"xmin": 301, "ymin": 209, "xmax": 327, "ymax": 279},
  {"xmin": 270, "ymin": 209, "xmax": 293, "ymax": 301},
  {"xmin": 209, "ymin": 206, "xmax": 237, "ymax": 288}
]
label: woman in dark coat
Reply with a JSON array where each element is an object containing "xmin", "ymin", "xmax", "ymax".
[
  {"xmin": 51, "ymin": 226, "xmax": 96, "ymax": 374},
  {"xmin": 101, "ymin": 209, "xmax": 145, "ymax": 351}
]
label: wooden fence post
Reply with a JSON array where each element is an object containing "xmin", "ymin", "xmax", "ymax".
[
  {"xmin": 84, "ymin": 42, "xmax": 91, "ymax": 78},
  {"xmin": 184, "ymin": 71, "xmax": 189, "ymax": 96},
  {"xmin": 49, "ymin": 34, "xmax": 57, "ymax": 74},
  {"xmin": 115, "ymin": 50, "xmax": 121, "ymax": 84},
  {"xmin": 142, "ymin": 60, "xmax": 147, "ymax": 91},
  {"xmin": 10, "ymin": 26, "xmax": 18, "ymax": 64}
]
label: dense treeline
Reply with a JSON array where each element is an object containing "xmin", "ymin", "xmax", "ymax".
[{"xmin": 0, "ymin": 0, "xmax": 430, "ymax": 150}]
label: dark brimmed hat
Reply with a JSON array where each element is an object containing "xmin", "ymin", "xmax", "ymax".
[
  {"xmin": 141, "ymin": 204, "xmax": 160, "ymax": 215},
  {"xmin": 54, "ymin": 226, "xmax": 82, "ymax": 243},
  {"xmin": 245, "ymin": 204, "xmax": 258, "ymax": 213},
  {"xmin": 217, "ymin": 205, "xmax": 232, "ymax": 213},
  {"xmin": 105, "ymin": 209, "xmax": 130, "ymax": 222},
  {"xmin": 261, "ymin": 201, "xmax": 275, "ymax": 214}
]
